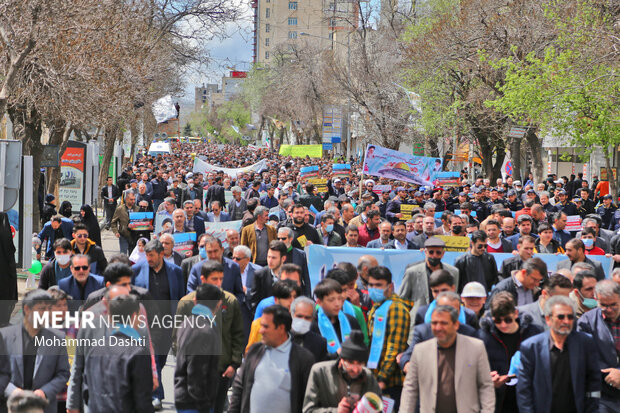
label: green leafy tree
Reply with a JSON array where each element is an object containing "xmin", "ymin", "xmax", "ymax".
[{"xmin": 487, "ymin": 0, "xmax": 619, "ymax": 194}]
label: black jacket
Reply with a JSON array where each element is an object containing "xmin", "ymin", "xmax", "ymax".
[
  {"xmin": 150, "ymin": 178, "xmax": 168, "ymax": 201},
  {"xmin": 229, "ymin": 340, "xmax": 314, "ymax": 413},
  {"xmin": 249, "ymin": 267, "xmax": 274, "ymax": 312},
  {"xmin": 41, "ymin": 202, "xmax": 57, "ymax": 224},
  {"xmin": 286, "ymin": 222, "xmax": 321, "ymax": 249},
  {"xmin": 286, "ymin": 247, "xmax": 311, "ymax": 297},
  {"xmin": 174, "ymin": 314, "xmax": 220, "ymax": 412},
  {"xmin": 499, "ymin": 255, "xmax": 524, "ymax": 280},
  {"xmin": 300, "ymin": 193, "xmax": 323, "ymax": 212},
  {"xmin": 100, "ymin": 184, "xmax": 121, "ymax": 203},
  {"xmin": 478, "ymin": 314, "xmax": 543, "ymax": 412},
  {"xmin": 0, "ymin": 212, "xmax": 17, "ymax": 325},
  {"xmin": 487, "ymin": 275, "xmax": 541, "ymax": 309},
  {"xmin": 83, "ymin": 331, "xmax": 153, "ymax": 413},
  {"xmin": 454, "ymin": 251, "xmax": 499, "ymax": 294},
  {"xmin": 205, "ymin": 183, "xmax": 226, "ymax": 207},
  {"xmin": 71, "ymin": 239, "xmax": 108, "ymax": 275},
  {"xmin": 292, "ymin": 331, "xmax": 328, "ymax": 363}
]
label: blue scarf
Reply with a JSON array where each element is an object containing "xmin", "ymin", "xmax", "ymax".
[
  {"xmin": 112, "ymin": 324, "xmax": 141, "ymax": 341},
  {"xmin": 423, "ymin": 300, "xmax": 467, "ymax": 324},
  {"xmin": 367, "ymin": 300, "xmax": 392, "ymax": 369},
  {"xmin": 342, "ymin": 300, "xmax": 356, "ymax": 318},
  {"xmin": 317, "ymin": 307, "xmax": 351, "ymax": 354},
  {"xmin": 192, "ymin": 303, "xmax": 216, "ymax": 326}
]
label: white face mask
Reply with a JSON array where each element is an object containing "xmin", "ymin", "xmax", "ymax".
[
  {"xmin": 291, "ymin": 317, "xmax": 311, "ymax": 335},
  {"xmin": 56, "ymin": 254, "xmax": 71, "ymax": 266}
]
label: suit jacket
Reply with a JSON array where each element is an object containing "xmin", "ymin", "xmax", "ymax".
[
  {"xmin": 181, "ymin": 255, "xmax": 202, "ymax": 287},
  {"xmin": 517, "ymin": 331, "xmax": 600, "ymax": 413},
  {"xmin": 556, "ymin": 257, "xmax": 605, "ymax": 281},
  {"xmin": 383, "ymin": 239, "xmax": 417, "ymax": 250},
  {"xmin": 131, "ymin": 260, "xmax": 185, "ymax": 315},
  {"xmin": 100, "ymin": 184, "xmax": 121, "ymax": 203},
  {"xmin": 248, "ymin": 267, "xmax": 275, "ymax": 313},
  {"xmin": 518, "ymin": 300, "xmax": 547, "ymax": 330},
  {"xmin": 186, "ymin": 257, "xmax": 244, "ymax": 299},
  {"xmin": 205, "ymin": 211, "xmax": 231, "ymax": 222},
  {"xmin": 286, "ymin": 248, "xmax": 311, "ymax": 297},
  {"xmin": 399, "ymin": 322, "xmax": 478, "ymax": 370},
  {"xmin": 366, "ymin": 238, "xmax": 393, "ymax": 249},
  {"xmin": 1, "ymin": 324, "xmax": 71, "ymax": 413},
  {"xmin": 228, "ymin": 341, "xmax": 314, "ymax": 413},
  {"xmin": 401, "ymin": 334, "xmax": 495, "ymax": 413},
  {"xmin": 240, "ymin": 223, "xmax": 277, "ymax": 263},
  {"xmin": 37, "ymin": 218, "xmax": 74, "ymax": 257},
  {"xmin": 398, "ymin": 261, "xmax": 459, "ymax": 331},
  {"xmin": 189, "ymin": 215, "xmax": 206, "ymax": 237},
  {"xmin": 577, "ymin": 307, "xmax": 620, "ymax": 401},
  {"xmin": 228, "ymin": 198, "xmax": 248, "ymax": 221},
  {"xmin": 58, "ymin": 274, "xmax": 104, "ymax": 302}
]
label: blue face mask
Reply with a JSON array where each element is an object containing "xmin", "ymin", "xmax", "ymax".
[
  {"xmin": 199, "ymin": 247, "xmax": 207, "ymax": 259},
  {"xmin": 325, "ymin": 224, "xmax": 334, "ymax": 233},
  {"xmin": 368, "ymin": 287, "xmax": 386, "ymax": 303},
  {"xmin": 582, "ymin": 238, "xmax": 594, "ymax": 248},
  {"xmin": 578, "ymin": 291, "xmax": 598, "ymax": 309}
]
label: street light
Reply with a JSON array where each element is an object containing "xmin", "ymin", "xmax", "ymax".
[{"xmin": 300, "ymin": 31, "xmax": 352, "ymax": 159}]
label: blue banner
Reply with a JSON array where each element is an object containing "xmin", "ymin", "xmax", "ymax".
[
  {"xmin": 363, "ymin": 144, "xmax": 444, "ymax": 186},
  {"xmin": 306, "ymin": 245, "xmax": 613, "ymax": 291}
]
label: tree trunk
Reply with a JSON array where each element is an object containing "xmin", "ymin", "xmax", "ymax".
[
  {"xmin": 8, "ymin": 105, "xmax": 43, "ymax": 231},
  {"xmin": 46, "ymin": 121, "xmax": 73, "ymax": 201},
  {"xmin": 510, "ymin": 137, "xmax": 522, "ymax": 181},
  {"xmin": 99, "ymin": 126, "xmax": 118, "ymax": 192},
  {"xmin": 605, "ymin": 152, "xmax": 617, "ymax": 200},
  {"xmin": 524, "ymin": 128, "xmax": 544, "ymax": 185}
]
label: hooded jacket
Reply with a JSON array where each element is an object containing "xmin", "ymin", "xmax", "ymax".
[{"xmin": 70, "ymin": 238, "xmax": 108, "ymax": 275}]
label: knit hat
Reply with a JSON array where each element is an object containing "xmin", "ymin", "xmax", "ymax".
[
  {"xmin": 45, "ymin": 194, "xmax": 55, "ymax": 203},
  {"xmin": 339, "ymin": 331, "xmax": 368, "ymax": 363}
]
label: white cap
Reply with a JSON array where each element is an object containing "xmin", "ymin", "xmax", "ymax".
[
  {"xmin": 334, "ymin": 178, "xmax": 341, "ymax": 183},
  {"xmin": 461, "ymin": 282, "xmax": 487, "ymax": 298},
  {"xmin": 283, "ymin": 182, "xmax": 293, "ymax": 189}
]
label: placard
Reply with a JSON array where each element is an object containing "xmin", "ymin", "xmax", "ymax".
[
  {"xmin": 565, "ymin": 215, "xmax": 582, "ymax": 232},
  {"xmin": 400, "ymin": 204, "xmax": 415, "ymax": 221},
  {"xmin": 437, "ymin": 235, "xmax": 470, "ymax": 252},
  {"xmin": 173, "ymin": 232, "xmax": 196, "ymax": 256},
  {"xmin": 128, "ymin": 212, "xmax": 154, "ymax": 231},
  {"xmin": 307, "ymin": 178, "xmax": 328, "ymax": 193}
]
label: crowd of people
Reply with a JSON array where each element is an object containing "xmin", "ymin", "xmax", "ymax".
[{"xmin": 1, "ymin": 142, "xmax": 620, "ymax": 413}]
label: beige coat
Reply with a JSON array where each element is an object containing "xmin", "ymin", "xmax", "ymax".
[{"xmin": 400, "ymin": 334, "xmax": 495, "ymax": 413}]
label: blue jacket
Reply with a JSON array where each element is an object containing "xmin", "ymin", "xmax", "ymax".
[
  {"xmin": 58, "ymin": 274, "xmax": 104, "ymax": 302},
  {"xmin": 385, "ymin": 198, "xmax": 403, "ymax": 223},
  {"xmin": 577, "ymin": 307, "xmax": 620, "ymax": 400},
  {"xmin": 189, "ymin": 215, "xmax": 206, "ymax": 237},
  {"xmin": 552, "ymin": 226, "xmax": 573, "ymax": 248},
  {"xmin": 131, "ymin": 260, "xmax": 185, "ymax": 315},
  {"xmin": 38, "ymin": 218, "xmax": 74, "ymax": 257},
  {"xmin": 517, "ymin": 330, "xmax": 601, "ymax": 413},
  {"xmin": 205, "ymin": 211, "xmax": 231, "ymax": 222},
  {"xmin": 186, "ymin": 257, "xmax": 243, "ymax": 298}
]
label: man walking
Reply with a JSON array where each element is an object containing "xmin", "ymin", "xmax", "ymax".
[
  {"xmin": 101, "ymin": 176, "xmax": 121, "ymax": 229},
  {"xmin": 400, "ymin": 304, "xmax": 495, "ymax": 412},
  {"xmin": 517, "ymin": 296, "xmax": 601, "ymax": 413},
  {"xmin": 111, "ymin": 192, "xmax": 139, "ymax": 255}
]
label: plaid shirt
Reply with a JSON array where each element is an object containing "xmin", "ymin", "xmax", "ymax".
[
  {"xmin": 367, "ymin": 294, "xmax": 411, "ymax": 388},
  {"xmin": 603, "ymin": 314, "xmax": 620, "ymax": 354}
]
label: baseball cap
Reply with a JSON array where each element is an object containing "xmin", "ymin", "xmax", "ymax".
[
  {"xmin": 424, "ymin": 237, "xmax": 446, "ymax": 248},
  {"xmin": 461, "ymin": 282, "xmax": 487, "ymax": 298},
  {"xmin": 603, "ymin": 194, "xmax": 613, "ymax": 200},
  {"xmin": 507, "ymin": 190, "xmax": 516, "ymax": 197},
  {"xmin": 513, "ymin": 180, "xmax": 522, "ymax": 186},
  {"xmin": 526, "ymin": 189, "xmax": 536, "ymax": 195},
  {"xmin": 333, "ymin": 178, "xmax": 341, "ymax": 183}
]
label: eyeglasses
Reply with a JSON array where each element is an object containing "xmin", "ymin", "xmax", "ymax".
[
  {"xmin": 72, "ymin": 265, "xmax": 89, "ymax": 271},
  {"xmin": 426, "ymin": 249, "xmax": 443, "ymax": 256},
  {"xmin": 554, "ymin": 314, "xmax": 575, "ymax": 321},
  {"xmin": 232, "ymin": 257, "xmax": 246, "ymax": 261},
  {"xmin": 277, "ymin": 237, "xmax": 288, "ymax": 241},
  {"xmin": 493, "ymin": 316, "xmax": 514, "ymax": 324},
  {"xmin": 76, "ymin": 234, "xmax": 88, "ymax": 238}
]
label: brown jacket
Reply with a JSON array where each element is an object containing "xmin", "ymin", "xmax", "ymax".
[
  {"xmin": 110, "ymin": 203, "xmax": 139, "ymax": 239},
  {"xmin": 240, "ymin": 223, "xmax": 277, "ymax": 263}
]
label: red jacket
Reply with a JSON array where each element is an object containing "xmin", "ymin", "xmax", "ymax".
[{"xmin": 358, "ymin": 223, "xmax": 380, "ymax": 247}]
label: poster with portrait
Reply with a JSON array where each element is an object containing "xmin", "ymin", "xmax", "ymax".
[
  {"xmin": 362, "ymin": 144, "xmax": 444, "ymax": 186},
  {"xmin": 59, "ymin": 142, "xmax": 86, "ymax": 211}
]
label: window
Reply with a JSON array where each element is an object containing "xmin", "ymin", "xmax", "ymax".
[
  {"xmin": 265, "ymin": 51, "xmax": 270, "ymax": 59},
  {"xmin": 265, "ymin": 8, "xmax": 270, "ymax": 18},
  {"xmin": 288, "ymin": 17, "xmax": 297, "ymax": 25},
  {"xmin": 265, "ymin": 38, "xmax": 270, "ymax": 46},
  {"xmin": 288, "ymin": 31, "xmax": 297, "ymax": 39},
  {"xmin": 265, "ymin": 23, "xmax": 270, "ymax": 32},
  {"xmin": 288, "ymin": 1, "xmax": 297, "ymax": 10}
]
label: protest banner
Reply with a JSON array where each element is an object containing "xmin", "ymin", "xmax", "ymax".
[
  {"xmin": 173, "ymin": 232, "xmax": 196, "ymax": 256},
  {"xmin": 308, "ymin": 178, "xmax": 328, "ymax": 193},
  {"xmin": 300, "ymin": 166, "xmax": 320, "ymax": 178},
  {"xmin": 373, "ymin": 185, "xmax": 392, "ymax": 195},
  {"xmin": 193, "ymin": 157, "xmax": 266, "ymax": 177},
  {"xmin": 332, "ymin": 163, "xmax": 351, "ymax": 177},
  {"xmin": 203, "ymin": 220, "xmax": 242, "ymax": 247},
  {"xmin": 279, "ymin": 144, "xmax": 323, "ymax": 158},
  {"xmin": 363, "ymin": 144, "xmax": 444, "ymax": 186},
  {"xmin": 566, "ymin": 215, "xmax": 583, "ymax": 232},
  {"xmin": 306, "ymin": 245, "xmax": 613, "ymax": 291},
  {"xmin": 400, "ymin": 204, "xmax": 415, "ymax": 221},
  {"xmin": 436, "ymin": 235, "xmax": 470, "ymax": 252},
  {"xmin": 128, "ymin": 212, "xmax": 154, "ymax": 231}
]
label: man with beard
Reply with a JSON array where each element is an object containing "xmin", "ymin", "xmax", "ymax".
[
  {"xmin": 286, "ymin": 203, "xmax": 321, "ymax": 249},
  {"xmin": 303, "ymin": 331, "xmax": 380, "ymax": 412}
]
